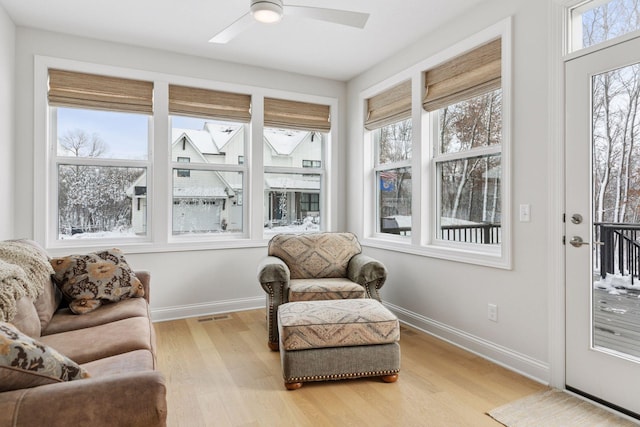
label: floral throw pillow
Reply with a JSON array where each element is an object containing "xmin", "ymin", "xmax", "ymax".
[
  {"xmin": 50, "ymin": 248, "xmax": 144, "ymax": 315},
  {"xmin": 0, "ymin": 322, "xmax": 90, "ymax": 392}
]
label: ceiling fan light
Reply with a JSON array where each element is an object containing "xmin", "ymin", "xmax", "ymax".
[{"xmin": 251, "ymin": 0, "xmax": 283, "ymax": 24}]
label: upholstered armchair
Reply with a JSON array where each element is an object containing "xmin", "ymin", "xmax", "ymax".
[{"xmin": 257, "ymin": 232, "xmax": 388, "ymax": 350}]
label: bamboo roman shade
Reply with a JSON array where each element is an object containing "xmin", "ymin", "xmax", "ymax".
[
  {"xmin": 169, "ymin": 85, "xmax": 251, "ymax": 123},
  {"xmin": 48, "ymin": 69, "xmax": 153, "ymax": 114},
  {"xmin": 364, "ymin": 80, "xmax": 412, "ymax": 130},
  {"xmin": 423, "ymin": 38, "xmax": 501, "ymax": 112},
  {"xmin": 264, "ymin": 98, "xmax": 330, "ymax": 132}
]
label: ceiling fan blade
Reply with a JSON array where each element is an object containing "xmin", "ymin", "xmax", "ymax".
[
  {"xmin": 209, "ymin": 12, "xmax": 255, "ymax": 44},
  {"xmin": 284, "ymin": 5, "xmax": 369, "ymax": 29}
]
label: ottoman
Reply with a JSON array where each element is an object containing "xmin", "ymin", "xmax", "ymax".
[{"xmin": 277, "ymin": 299, "xmax": 401, "ymax": 390}]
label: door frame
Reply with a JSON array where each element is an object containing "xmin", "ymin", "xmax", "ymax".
[{"xmin": 548, "ymin": 0, "xmax": 571, "ymax": 390}]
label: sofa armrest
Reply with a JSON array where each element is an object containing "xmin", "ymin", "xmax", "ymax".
[
  {"xmin": 347, "ymin": 254, "xmax": 388, "ymax": 301},
  {"xmin": 257, "ymin": 256, "xmax": 290, "ymax": 350},
  {"xmin": 0, "ymin": 371, "xmax": 167, "ymax": 427},
  {"xmin": 257, "ymin": 256, "xmax": 290, "ymax": 285},
  {"xmin": 135, "ymin": 270, "xmax": 151, "ymax": 303}
]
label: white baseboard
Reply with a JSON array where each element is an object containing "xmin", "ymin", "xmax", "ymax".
[
  {"xmin": 384, "ymin": 302, "xmax": 550, "ymax": 384},
  {"xmin": 151, "ymin": 296, "xmax": 264, "ymax": 322}
]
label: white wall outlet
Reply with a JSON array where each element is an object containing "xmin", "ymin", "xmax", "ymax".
[
  {"xmin": 488, "ymin": 303, "xmax": 498, "ymax": 322},
  {"xmin": 519, "ymin": 204, "xmax": 531, "ymax": 222}
]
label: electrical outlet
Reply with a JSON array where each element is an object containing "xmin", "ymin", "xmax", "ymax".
[{"xmin": 488, "ymin": 303, "xmax": 498, "ymax": 322}]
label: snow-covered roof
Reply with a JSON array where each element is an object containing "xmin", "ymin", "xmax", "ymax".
[
  {"xmin": 172, "ymin": 128, "xmax": 220, "ymax": 155},
  {"xmin": 264, "ymin": 128, "xmax": 308, "ymax": 156},
  {"xmin": 171, "ymin": 123, "xmax": 242, "ymax": 155}
]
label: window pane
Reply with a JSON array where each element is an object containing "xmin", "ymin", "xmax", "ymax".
[
  {"xmin": 56, "ymin": 107, "xmax": 148, "ymax": 160},
  {"xmin": 375, "ymin": 119, "xmax": 412, "ymax": 164},
  {"xmin": 264, "ymin": 172, "xmax": 321, "ymax": 233},
  {"xmin": 439, "ymin": 90, "xmax": 502, "ymax": 154},
  {"xmin": 173, "ymin": 170, "xmax": 243, "ymax": 234},
  {"xmin": 171, "ymin": 116, "xmax": 245, "ymax": 164},
  {"xmin": 439, "ymin": 154, "xmax": 501, "ymax": 244},
  {"xmin": 574, "ymin": 0, "xmax": 640, "ymax": 50},
  {"xmin": 263, "ymin": 128, "xmax": 323, "ymax": 167},
  {"xmin": 57, "ymin": 165, "xmax": 146, "ymax": 239},
  {"xmin": 378, "ymin": 167, "xmax": 412, "ymax": 236}
]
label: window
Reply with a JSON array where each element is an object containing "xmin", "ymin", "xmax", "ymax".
[
  {"xmin": 424, "ymin": 39, "xmax": 502, "ymax": 247},
  {"xmin": 302, "ymin": 159, "xmax": 321, "ymax": 168},
  {"xmin": 177, "ymin": 157, "xmax": 191, "ymax": 177},
  {"xmin": 39, "ymin": 59, "xmax": 337, "ymax": 249},
  {"xmin": 362, "ymin": 28, "xmax": 509, "ymax": 267},
  {"xmin": 48, "ymin": 70, "xmax": 152, "ymax": 240},
  {"xmin": 366, "ymin": 81, "xmax": 412, "ymax": 237},
  {"xmin": 169, "ymin": 85, "xmax": 250, "ymax": 235},
  {"xmin": 570, "ymin": 0, "xmax": 640, "ymax": 52},
  {"xmin": 263, "ymin": 98, "xmax": 329, "ymax": 233}
]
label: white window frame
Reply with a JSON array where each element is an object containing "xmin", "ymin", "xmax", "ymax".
[
  {"xmin": 33, "ymin": 57, "xmax": 338, "ymax": 254},
  {"xmin": 361, "ymin": 18, "xmax": 512, "ymax": 269},
  {"xmin": 372, "ymin": 119, "xmax": 413, "ymax": 237}
]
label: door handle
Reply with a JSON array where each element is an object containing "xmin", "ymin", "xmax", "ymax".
[{"xmin": 569, "ymin": 236, "xmax": 590, "ymax": 247}]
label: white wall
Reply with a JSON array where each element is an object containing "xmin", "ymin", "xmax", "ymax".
[
  {"xmin": 0, "ymin": 4, "xmax": 15, "ymax": 239},
  {"xmin": 13, "ymin": 28, "xmax": 347, "ymax": 320},
  {"xmin": 346, "ymin": 0, "xmax": 552, "ymax": 382}
]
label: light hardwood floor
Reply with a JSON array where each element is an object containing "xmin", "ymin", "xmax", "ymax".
[{"xmin": 155, "ymin": 309, "xmax": 546, "ymax": 427}]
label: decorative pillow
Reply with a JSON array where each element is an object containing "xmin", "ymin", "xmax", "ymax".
[
  {"xmin": 50, "ymin": 249, "xmax": 144, "ymax": 315},
  {"xmin": 0, "ymin": 322, "xmax": 89, "ymax": 392}
]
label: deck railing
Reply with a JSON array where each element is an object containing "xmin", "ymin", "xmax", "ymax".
[
  {"xmin": 440, "ymin": 223, "xmax": 501, "ymax": 244},
  {"xmin": 595, "ymin": 223, "xmax": 640, "ymax": 284}
]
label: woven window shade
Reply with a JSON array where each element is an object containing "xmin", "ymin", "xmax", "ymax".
[
  {"xmin": 48, "ymin": 69, "xmax": 153, "ymax": 114},
  {"xmin": 169, "ymin": 85, "xmax": 251, "ymax": 123},
  {"xmin": 364, "ymin": 80, "xmax": 412, "ymax": 131},
  {"xmin": 423, "ymin": 38, "xmax": 501, "ymax": 112},
  {"xmin": 264, "ymin": 98, "xmax": 330, "ymax": 132}
]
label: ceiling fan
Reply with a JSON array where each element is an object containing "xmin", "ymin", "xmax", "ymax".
[{"xmin": 209, "ymin": 0, "xmax": 370, "ymax": 44}]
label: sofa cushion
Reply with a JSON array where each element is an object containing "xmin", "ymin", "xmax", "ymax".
[
  {"xmin": 11, "ymin": 297, "xmax": 42, "ymax": 337},
  {"xmin": 43, "ymin": 297, "xmax": 149, "ymax": 336},
  {"xmin": 81, "ymin": 349, "xmax": 155, "ymax": 377},
  {"xmin": 38, "ymin": 317, "xmax": 154, "ymax": 364},
  {"xmin": 278, "ymin": 299, "xmax": 399, "ymax": 351},
  {"xmin": 288, "ymin": 278, "xmax": 366, "ymax": 301},
  {"xmin": 14, "ymin": 240, "xmax": 64, "ymax": 331},
  {"xmin": 0, "ymin": 322, "xmax": 89, "ymax": 392},
  {"xmin": 50, "ymin": 249, "xmax": 144, "ymax": 315},
  {"xmin": 268, "ymin": 232, "xmax": 361, "ymax": 279}
]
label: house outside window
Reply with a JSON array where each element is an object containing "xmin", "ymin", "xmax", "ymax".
[
  {"xmin": 263, "ymin": 98, "xmax": 329, "ymax": 233},
  {"xmin": 167, "ymin": 85, "xmax": 250, "ymax": 235},
  {"xmin": 48, "ymin": 69, "xmax": 152, "ymax": 240}
]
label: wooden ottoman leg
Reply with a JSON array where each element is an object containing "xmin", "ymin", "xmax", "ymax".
[
  {"xmin": 285, "ymin": 382, "xmax": 303, "ymax": 390},
  {"xmin": 381, "ymin": 374, "xmax": 399, "ymax": 383}
]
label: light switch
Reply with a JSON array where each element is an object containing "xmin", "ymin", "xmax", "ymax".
[{"xmin": 519, "ymin": 204, "xmax": 531, "ymax": 222}]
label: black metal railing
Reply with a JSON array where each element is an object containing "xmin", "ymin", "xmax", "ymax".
[
  {"xmin": 440, "ymin": 223, "xmax": 501, "ymax": 244},
  {"xmin": 596, "ymin": 223, "xmax": 640, "ymax": 284}
]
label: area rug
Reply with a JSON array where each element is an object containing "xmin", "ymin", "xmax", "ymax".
[{"xmin": 487, "ymin": 389, "xmax": 638, "ymax": 426}]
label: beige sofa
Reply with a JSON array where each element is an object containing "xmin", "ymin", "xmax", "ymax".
[{"xmin": 0, "ymin": 240, "xmax": 167, "ymax": 427}]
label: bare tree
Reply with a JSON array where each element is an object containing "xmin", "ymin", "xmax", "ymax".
[{"xmin": 59, "ymin": 129, "xmax": 107, "ymax": 158}]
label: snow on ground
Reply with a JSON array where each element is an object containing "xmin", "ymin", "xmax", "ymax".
[{"xmin": 594, "ymin": 273, "xmax": 640, "ymax": 296}]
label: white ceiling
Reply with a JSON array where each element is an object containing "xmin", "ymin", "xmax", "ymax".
[{"xmin": 0, "ymin": 0, "xmax": 485, "ymax": 81}]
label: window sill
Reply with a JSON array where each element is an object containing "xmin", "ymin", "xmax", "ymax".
[
  {"xmin": 44, "ymin": 237, "xmax": 268, "ymax": 257},
  {"xmin": 361, "ymin": 236, "xmax": 511, "ymax": 270}
]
